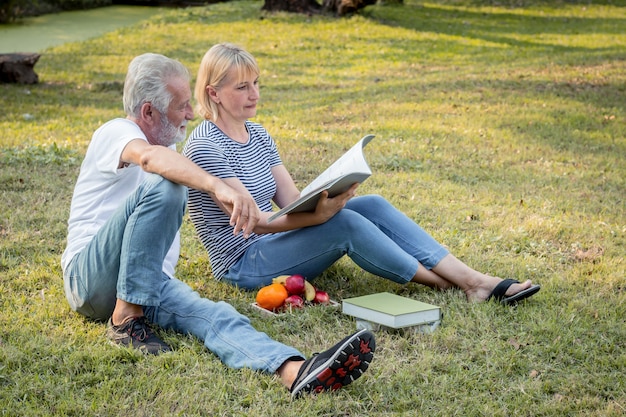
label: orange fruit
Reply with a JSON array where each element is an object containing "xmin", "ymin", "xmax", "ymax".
[{"xmin": 256, "ymin": 282, "xmax": 289, "ymax": 311}]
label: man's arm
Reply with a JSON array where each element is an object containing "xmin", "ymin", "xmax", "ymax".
[
  {"xmin": 121, "ymin": 138, "xmax": 260, "ymax": 238},
  {"xmin": 215, "ymin": 165, "xmax": 357, "ymax": 235}
]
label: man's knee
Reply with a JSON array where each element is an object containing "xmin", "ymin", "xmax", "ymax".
[
  {"xmin": 146, "ymin": 175, "xmax": 188, "ymax": 215},
  {"xmin": 160, "ymin": 177, "xmax": 187, "ymax": 201}
]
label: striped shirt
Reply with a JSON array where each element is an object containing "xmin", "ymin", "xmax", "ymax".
[{"xmin": 182, "ymin": 120, "xmax": 282, "ymax": 279}]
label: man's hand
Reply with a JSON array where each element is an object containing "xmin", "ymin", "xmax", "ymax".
[
  {"xmin": 212, "ymin": 181, "xmax": 260, "ymax": 238},
  {"xmin": 125, "ymin": 142, "xmax": 260, "ymax": 237}
]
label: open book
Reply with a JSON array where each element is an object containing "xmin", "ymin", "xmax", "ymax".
[{"xmin": 267, "ymin": 134, "xmax": 375, "ymax": 223}]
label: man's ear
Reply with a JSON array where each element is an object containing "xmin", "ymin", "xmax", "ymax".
[{"xmin": 140, "ymin": 102, "xmax": 155, "ymax": 122}]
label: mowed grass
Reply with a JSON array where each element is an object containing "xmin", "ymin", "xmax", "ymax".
[{"xmin": 1, "ymin": 1, "xmax": 625, "ymax": 415}]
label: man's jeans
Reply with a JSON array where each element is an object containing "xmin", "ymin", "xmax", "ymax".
[{"xmin": 64, "ymin": 174, "xmax": 301, "ymax": 372}]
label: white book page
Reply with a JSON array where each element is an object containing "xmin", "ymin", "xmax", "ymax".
[
  {"xmin": 300, "ymin": 134, "xmax": 374, "ymax": 196},
  {"xmin": 267, "ymin": 134, "xmax": 375, "ymax": 223}
]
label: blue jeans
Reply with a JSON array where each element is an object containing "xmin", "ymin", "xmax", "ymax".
[
  {"xmin": 63, "ymin": 174, "xmax": 302, "ymax": 372},
  {"xmin": 223, "ymin": 194, "xmax": 450, "ymax": 290}
]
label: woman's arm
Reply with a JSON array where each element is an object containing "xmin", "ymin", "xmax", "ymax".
[{"xmin": 215, "ymin": 164, "xmax": 358, "ymax": 234}]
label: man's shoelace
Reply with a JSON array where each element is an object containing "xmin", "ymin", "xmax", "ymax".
[{"xmin": 126, "ymin": 317, "xmax": 153, "ymax": 342}]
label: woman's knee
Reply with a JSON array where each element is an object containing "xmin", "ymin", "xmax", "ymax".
[
  {"xmin": 347, "ymin": 194, "xmax": 390, "ymax": 212},
  {"xmin": 324, "ymin": 209, "xmax": 368, "ymax": 235}
]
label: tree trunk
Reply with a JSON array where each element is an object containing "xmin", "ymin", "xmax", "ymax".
[
  {"xmin": 322, "ymin": 0, "xmax": 377, "ymax": 16},
  {"xmin": 262, "ymin": 0, "xmax": 322, "ymax": 14},
  {"xmin": 0, "ymin": 53, "xmax": 40, "ymax": 84}
]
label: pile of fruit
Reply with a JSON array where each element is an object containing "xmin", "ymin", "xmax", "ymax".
[{"xmin": 255, "ymin": 274, "xmax": 330, "ymax": 312}]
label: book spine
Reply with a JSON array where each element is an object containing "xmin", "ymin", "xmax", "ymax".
[
  {"xmin": 342, "ymin": 304, "xmax": 441, "ymax": 328},
  {"xmin": 342, "ymin": 304, "xmax": 398, "ymax": 328}
]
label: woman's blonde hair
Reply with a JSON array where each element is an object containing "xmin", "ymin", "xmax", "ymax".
[{"xmin": 195, "ymin": 43, "xmax": 260, "ymax": 121}]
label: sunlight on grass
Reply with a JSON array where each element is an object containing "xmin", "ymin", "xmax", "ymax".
[{"xmin": 1, "ymin": 0, "xmax": 624, "ymax": 415}]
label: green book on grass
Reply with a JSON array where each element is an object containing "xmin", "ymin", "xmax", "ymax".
[{"xmin": 342, "ymin": 292, "xmax": 441, "ymax": 329}]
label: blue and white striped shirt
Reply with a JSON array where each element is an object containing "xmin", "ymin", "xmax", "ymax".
[{"xmin": 183, "ymin": 120, "xmax": 282, "ymax": 279}]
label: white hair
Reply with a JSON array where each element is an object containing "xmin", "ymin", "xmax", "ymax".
[{"xmin": 123, "ymin": 53, "xmax": 190, "ymax": 118}]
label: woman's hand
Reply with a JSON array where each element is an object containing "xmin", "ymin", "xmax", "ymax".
[{"xmin": 313, "ymin": 183, "xmax": 359, "ymax": 223}]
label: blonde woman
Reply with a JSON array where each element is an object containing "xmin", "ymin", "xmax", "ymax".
[{"xmin": 183, "ymin": 43, "xmax": 540, "ymax": 305}]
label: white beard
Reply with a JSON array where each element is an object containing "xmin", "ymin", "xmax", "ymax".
[{"xmin": 156, "ymin": 116, "xmax": 186, "ymax": 147}]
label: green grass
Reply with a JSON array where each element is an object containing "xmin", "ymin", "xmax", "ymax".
[{"xmin": 1, "ymin": 0, "xmax": 625, "ymax": 415}]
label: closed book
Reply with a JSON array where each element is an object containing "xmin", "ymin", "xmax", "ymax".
[{"xmin": 342, "ymin": 292, "xmax": 441, "ymax": 329}]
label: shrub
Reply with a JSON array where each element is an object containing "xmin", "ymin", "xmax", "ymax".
[{"xmin": 0, "ymin": 0, "xmax": 111, "ymax": 22}]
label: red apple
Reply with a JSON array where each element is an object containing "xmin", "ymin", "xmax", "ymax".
[
  {"xmin": 284, "ymin": 294, "xmax": 304, "ymax": 309},
  {"xmin": 313, "ymin": 290, "xmax": 330, "ymax": 305},
  {"xmin": 284, "ymin": 274, "xmax": 306, "ymax": 295}
]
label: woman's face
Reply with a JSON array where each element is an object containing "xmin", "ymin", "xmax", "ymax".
[{"xmin": 211, "ymin": 67, "xmax": 259, "ymax": 124}]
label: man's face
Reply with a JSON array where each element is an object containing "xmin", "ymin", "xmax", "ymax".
[
  {"xmin": 152, "ymin": 76, "xmax": 194, "ymax": 147},
  {"xmin": 158, "ymin": 112, "xmax": 187, "ymax": 146}
]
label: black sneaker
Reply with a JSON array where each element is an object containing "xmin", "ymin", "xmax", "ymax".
[
  {"xmin": 106, "ymin": 316, "xmax": 171, "ymax": 355},
  {"xmin": 290, "ymin": 329, "xmax": 375, "ymax": 398}
]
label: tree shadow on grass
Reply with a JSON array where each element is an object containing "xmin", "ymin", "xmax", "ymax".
[
  {"xmin": 367, "ymin": 1, "xmax": 626, "ymax": 35},
  {"xmin": 363, "ymin": 1, "xmax": 626, "ymax": 62}
]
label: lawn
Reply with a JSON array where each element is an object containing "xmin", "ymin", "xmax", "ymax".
[{"xmin": 1, "ymin": 0, "xmax": 624, "ymax": 415}]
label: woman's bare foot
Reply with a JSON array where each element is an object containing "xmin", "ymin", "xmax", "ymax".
[
  {"xmin": 423, "ymin": 254, "xmax": 537, "ymax": 303},
  {"xmin": 465, "ymin": 277, "xmax": 534, "ymax": 302}
]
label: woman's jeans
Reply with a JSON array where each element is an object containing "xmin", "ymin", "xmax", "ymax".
[
  {"xmin": 63, "ymin": 174, "xmax": 301, "ymax": 372},
  {"xmin": 223, "ymin": 194, "xmax": 450, "ymax": 290}
]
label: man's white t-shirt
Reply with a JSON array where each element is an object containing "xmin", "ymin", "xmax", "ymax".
[{"xmin": 61, "ymin": 118, "xmax": 179, "ymax": 278}]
